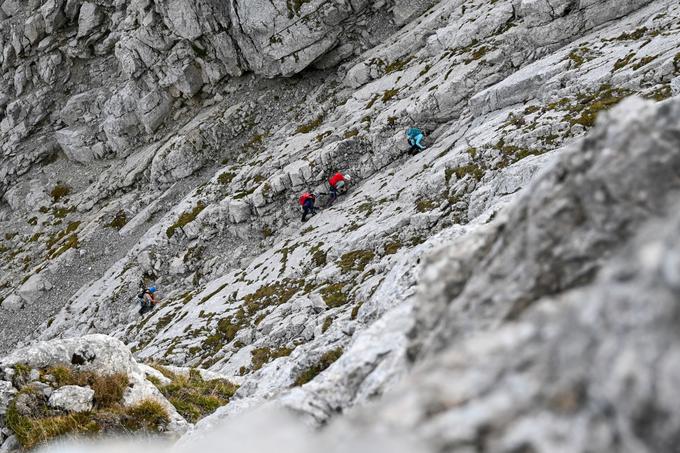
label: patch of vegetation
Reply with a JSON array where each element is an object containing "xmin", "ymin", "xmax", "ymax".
[
  {"xmin": 309, "ymin": 243, "xmax": 327, "ymax": 267},
  {"xmin": 356, "ymin": 201, "xmax": 374, "ymax": 217},
  {"xmin": 13, "ymin": 364, "xmax": 32, "ymax": 387},
  {"xmin": 50, "ymin": 183, "xmax": 71, "ymax": 203},
  {"xmin": 6, "ymin": 364, "xmax": 166, "ymax": 450},
  {"xmin": 446, "ymin": 163, "xmax": 485, "ymax": 183},
  {"xmin": 41, "ymin": 365, "xmax": 129, "ymax": 409},
  {"xmin": 120, "ymin": 399, "xmax": 170, "ymax": 431},
  {"xmin": 293, "ymin": 348, "xmax": 343, "ymax": 386},
  {"xmin": 203, "ymin": 317, "xmax": 243, "ymax": 353},
  {"xmin": 232, "ymin": 188, "xmax": 256, "ymax": 200},
  {"xmin": 108, "ymin": 211, "xmax": 128, "ymax": 230},
  {"xmin": 315, "ymin": 131, "xmax": 332, "ymax": 143},
  {"xmin": 645, "ymin": 84, "xmax": 672, "ymax": 102},
  {"xmin": 385, "ymin": 57, "xmax": 413, "ymax": 74},
  {"xmin": 150, "ymin": 365, "xmax": 237, "ymax": 423},
  {"xmin": 384, "ymin": 240, "xmax": 403, "ymax": 255},
  {"xmin": 262, "ymin": 226, "xmax": 274, "ymax": 238},
  {"xmin": 295, "ymin": 115, "xmax": 324, "ymax": 134},
  {"xmin": 338, "ymin": 250, "xmax": 375, "ymax": 272},
  {"xmin": 49, "ymin": 234, "xmax": 79, "ymax": 259},
  {"xmin": 52, "ymin": 206, "xmax": 75, "ymax": 219},
  {"xmin": 250, "ymin": 346, "xmax": 293, "ymax": 371},
  {"xmin": 243, "ymin": 279, "xmax": 305, "ymax": 314},
  {"xmin": 320, "ymin": 283, "xmax": 348, "ymax": 308},
  {"xmin": 419, "ymin": 64, "xmax": 432, "ymax": 76},
  {"xmin": 245, "ymin": 133, "xmax": 265, "ymax": 149},
  {"xmin": 366, "ymin": 94, "xmax": 380, "ymax": 109},
  {"xmin": 218, "ymin": 171, "xmax": 236, "ymax": 185},
  {"xmin": 464, "ymin": 45, "xmax": 489, "ymax": 64},
  {"xmin": 632, "ymin": 54, "xmax": 658, "ymax": 70},
  {"xmin": 166, "ymin": 201, "xmax": 206, "ymax": 239},
  {"xmin": 199, "ymin": 282, "xmax": 229, "ymax": 305},
  {"xmin": 350, "ymin": 302, "xmax": 364, "ymax": 320},
  {"xmin": 7, "ymin": 404, "xmax": 99, "ymax": 449},
  {"xmin": 567, "ymin": 49, "xmax": 586, "ymax": 67},
  {"xmin": 416, "ymin": 199, "xmax": 437, "ymax": 212},
  {"xmin": 613, "ymin": 52, "xmax": 635, "ymax": 71},
  {"xmin": 564, "ymin": 84, "xmax": 631, "ymax": 128},
  {"xmin": 28, "ymin": 232, "xmax": 43, "ymax": 242},
  {"xmin": 321, "ymin": 317, "xmax": 333, "ymax": 333},
  {"xmin": 494, "ymin": 138, "xmax": 543, "ymax": 163},
  {"xmin": 343, "ymin": 129, "xmax": 359, "ymax": 139},
  {"xmin": 382, "ymin": 88, "xmax": 400, "ymax": 103},
  {"xmin": 607, "ymin": 27, "xmax": 647, "ymax": 41}
]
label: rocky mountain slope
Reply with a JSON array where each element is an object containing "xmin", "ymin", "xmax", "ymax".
[{"xmin": 0, "ymin": 0, "xmax": 679, "ymax": 451}]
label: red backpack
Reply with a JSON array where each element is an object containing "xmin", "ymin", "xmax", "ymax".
[
  {"xmin": 299, "ymin": 193, "xmax": 315, "ymax": 206},
  {"xmin": 328, "ymin": 172, "xmax": 344, "ymax": 188}
]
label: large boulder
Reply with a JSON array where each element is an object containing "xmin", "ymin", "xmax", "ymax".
[
  {"xmin": 3, "ymin": 178, "xmax": 49, "ymax": 211},
  {"xmin": 17, "ymin": 274, "xmax": 53, "ymax": 304},
  {"xmin": 77, "ymin": 2, "xmax": 104, "ymax": 38},
  {"xmin": 1, "ymin": 294, "xmax": 23, "ymax": 311},
  {"xmin": 48, "ymin": 385, "xmax": 95, "ymax": 412},
  {"xmin": 55, "ymin": 127, "xmax": 107, "ymax": 163},
  {"xmin": 137, "ymin": 90, "xmax": 172, "ymax": 133},
  {"xmin": 0, "ymin": 335, "xmax": 189, "ymax": 433}
]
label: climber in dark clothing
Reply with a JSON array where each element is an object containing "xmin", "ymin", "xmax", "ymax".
[
  {"xmin": 299, "ymin": 192, "xmax": 318, "ymax": 222},
  {"xmin": 137, "ymin": 287, "xmax": 157, "ymax": 315},
  {"xmin": 327, "ymin": 172, "xmax": 352, "ymax": 206}
]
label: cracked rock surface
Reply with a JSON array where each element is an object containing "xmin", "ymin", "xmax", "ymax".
[{"xmin": 0, "ymin": 0, "xmax": 679, "ymax": 451}]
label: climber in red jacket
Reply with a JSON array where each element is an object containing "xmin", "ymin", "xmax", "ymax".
[
  {"xmin": 327, "ymin": 172, "xmax": 352, "ymax": 206},
  {"xmin": 299, "ymin": 192, "xmax": 318, "ymax": 222}
]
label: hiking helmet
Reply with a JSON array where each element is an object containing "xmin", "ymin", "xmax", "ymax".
[
  {"xmin": 344, "ymin": 174, "xmax": 352, "ymax": 181},
  {"xmin": 149, "ymin": 287, "xmax": 157, "ymax": 293}
]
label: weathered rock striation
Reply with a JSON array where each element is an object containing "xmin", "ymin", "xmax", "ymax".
[{"xmin": 0, "ymin": 0, "xmax": 679, "ymax": 451}]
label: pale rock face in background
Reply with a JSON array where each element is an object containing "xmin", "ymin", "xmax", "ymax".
[{"xmin": 0, "ymin": 0, "xmax": 679, "ymax": 452}]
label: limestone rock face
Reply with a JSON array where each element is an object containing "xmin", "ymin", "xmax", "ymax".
[
  {"xmin": 228, "ymin": 0, "xmax": 370, "ymax": 77},
  {"xmin": 0, "ymin": 0, "xmax": 680, "ymax": 452}
]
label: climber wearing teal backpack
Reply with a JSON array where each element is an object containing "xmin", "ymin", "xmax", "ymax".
[{"xmin": 406, "ymin": 127, "xmax": 426, "ymax": 154}]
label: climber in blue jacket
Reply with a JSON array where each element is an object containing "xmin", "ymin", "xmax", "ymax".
[{"xmin": 406, "ymin": 127, "xmax": 426, "ymax": 154}]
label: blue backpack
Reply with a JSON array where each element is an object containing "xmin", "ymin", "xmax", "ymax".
[{"xmin": 407, "ymin": 128, "xmax": 423, "ymax": 139}]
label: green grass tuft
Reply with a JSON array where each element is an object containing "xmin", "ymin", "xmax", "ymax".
[
  {"xmin": 50, "ymin": 183, "xmax": 71, "ymax": 203},
  {"xmin": 150, "ymin": 366, "xmax": 237, "ymax": 423},
  {"xmin": 338, "ymin": 250, "xmax": 374, "ymax": 272},
  {"xmin": 166, "ymin": 202, "xmax": 206, "ymax": 239},
  {"xmin": 109, "ymin": 211, "xmax": 128, "ymax": 230},
  {"xmin": 295, "ymin": 115, "xmax": 324, "ymax": 134},
  {"xmin": 320, "ymin": 283, "xmax": 348, "ymax": 308}
]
